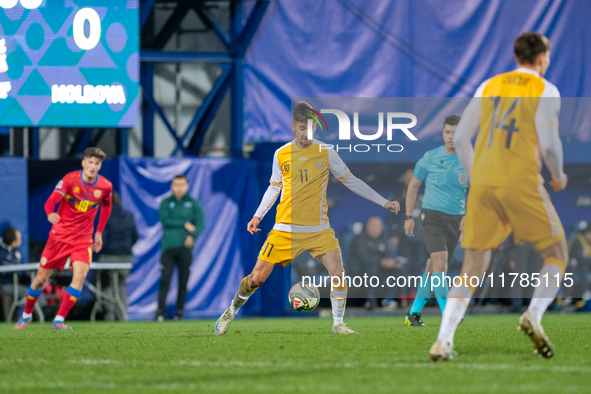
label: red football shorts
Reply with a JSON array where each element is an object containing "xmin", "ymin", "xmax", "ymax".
[{"xmin": 39, "ymin": 236, "xmax": 93, "ymax": 270}]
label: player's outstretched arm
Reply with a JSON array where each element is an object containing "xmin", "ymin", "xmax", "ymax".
[
  {"xmin": 549, "ymin": 174, "xmax": 568, "ymax": 192},
  {"xmin": 44, "ymin": 190, "xmax": 65, "ymax": 224},
  {"xmin": 385, "ymin": 201, "xmax": 400, "ymax": 214},
  {"xmin": 247, "ymin": 217, "xmax": 261, "ymax": 234},
  {"xmin": 339, "ymin": 174, "xmax": 397, "ymax": 210},
  {"xmin": 248, "ymin": 149, "xmax": 283, "ymax": 234},
  {"xmin": 328, "ymin": 148, "xmax": 393, "ymax": 210},
  {"xmin": 94, "ymin": 190, "xmax": 112, "ymax": 253},
  {"xmin": 249, "ymin": 183, "xmax": 281, "ymax": 234},
  {"xmin": 47, "ymin": 212, "xmax": 60, "ymax": 224},
  {"xmin": 93, "ymin": 232, "xmax": 103, "ymax": 253}
]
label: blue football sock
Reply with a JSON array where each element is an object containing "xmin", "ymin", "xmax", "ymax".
[
  {"xmin": 432, "ymin": 273, "xmax": 448, "ymax": 314},
  {"xmin": 27, "ymin": 286, "xmax": 43, "ymax": 298},
  {"xmin": 66, "ymin": 285, "xmax": 82, "ymax": 299},
  {"xmin": 409, "ymin": 273, "xmax": 432, "ymax": 314}
]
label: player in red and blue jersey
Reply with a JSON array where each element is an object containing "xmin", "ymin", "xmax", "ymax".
[{"xmin": 14, "ymin": 147, "xmax": 113, "ymax": 330}]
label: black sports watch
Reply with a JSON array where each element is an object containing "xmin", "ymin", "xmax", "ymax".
[{"xmin": 405, "ymin": 215, "xmax": 413, "ymax": 220}]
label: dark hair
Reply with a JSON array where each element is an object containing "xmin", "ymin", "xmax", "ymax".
[
  {"xmin": 292, "ymin": 101, "xmax": 315, "ymax": 123},
  {"xmin": 2, "ymin": 227, "xmax": 18, "ymax": 245},
  {"xmin": 444, "ymin": 115, "xmax": 460, "ymax": 128},
  {"xmin": 172, "ymin": 174, "xmax": 188, "ymax": 183},
  {"xmin": 83, "ymin": 147, "xmax": 107, "ymax": 161},
  {"xmin": 514, "ymin": 31, "xmax": 551, "ymax": 65}
]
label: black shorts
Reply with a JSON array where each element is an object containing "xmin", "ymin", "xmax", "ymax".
[{"xmin": 418, "ymin": 209, "xmax": 463, "ymax": 262}]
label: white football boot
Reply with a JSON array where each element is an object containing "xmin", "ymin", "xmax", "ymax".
[
  {"xmin": 332, "ymin": 323, "xmax": 358, "ymax": 334},
  {"xmin": 517, "ymin": 311, "xmax": 553, "ymax": 358},
  {"xmin": 429, "ymin": 339, "xmax": 456, "ymax": 361},
  {"xmin": 213, "ymin": 307, "xmax": 234, "ymax": 335}
]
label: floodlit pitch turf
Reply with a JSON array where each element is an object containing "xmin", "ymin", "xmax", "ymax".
[{"xmin": 0, "ymin": 314, "xmax": 589, "ymax": 393}]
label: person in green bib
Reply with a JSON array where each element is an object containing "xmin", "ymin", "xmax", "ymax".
[{"xmin": 156, "ymin": 174, "xmax": 205, "ymax": 321}]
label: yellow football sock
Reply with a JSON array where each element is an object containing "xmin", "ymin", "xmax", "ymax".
[{"xmin": 231, "ymin": 276, "xmax": 259, "ymax": 316}]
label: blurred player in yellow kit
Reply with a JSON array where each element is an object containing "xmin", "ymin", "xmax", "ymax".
[
  {"xmin": 430, "ymin": 32, "xmax": 568, "ymax": 360},
  {"xmin": 214, "ymin": 101, "xmax": 400, "ymax": 335}
]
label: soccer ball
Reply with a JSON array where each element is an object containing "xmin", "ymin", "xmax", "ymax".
[{"xmin": 288, "ymin": 282, "xmax": 320, "ymax": 312}]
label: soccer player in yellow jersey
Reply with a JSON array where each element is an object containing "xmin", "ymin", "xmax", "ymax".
[
  {"xmin": 430, "ymin": 32, "xmax": 568, "ymax": 360},
  {"xmin": 214, "ymin": 101, "xmax": 400, "ymax": 335}
]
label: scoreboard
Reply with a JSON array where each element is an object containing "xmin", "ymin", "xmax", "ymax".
[{"xmin": 0, "ymin": 0, "xmax": 139, "ymax": 127}]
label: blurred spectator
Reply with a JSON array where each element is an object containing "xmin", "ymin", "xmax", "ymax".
[
  {"xmin": 97, "ymin": 192, "xmax": 138, "ymax": 321},
  {"xmin": 568, "ymin": 222, "xmax": 591, "ymax": 300},
  {"xmin": 348, "ymin": 216, "xmax": 388, "ymax": 309},
  {"xmin": 340, "ymin": 222, "xmax": 364, "ymax": 265},
  {"xmin": 0, "ymin": 228, "xmax": 29, "ymax": 320},
  {"xmin": 156, "ymin": 175, "xmax": 204, "ymax": 321},
  {"xmin": 0, "ymin": 228, "xmax": 22, "ymax": 265},
  {"xmin": 380, "ymin": 235, "xmax": 408, "ymax": 308}
]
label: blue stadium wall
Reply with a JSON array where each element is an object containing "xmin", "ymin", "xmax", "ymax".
[
  {"xmin": 243, "ymin": 0, "xmax": 591, "ymax": 145},
  {"xmin": 0, "ymin": 158, "xmax": 28, "ymax": 263}
]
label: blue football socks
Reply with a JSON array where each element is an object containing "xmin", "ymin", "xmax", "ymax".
[
  {"xmin": 409, "ymin": 273, "xmax": 432, "ymax": 314},
  {"xmin": 432, "ymin": 273, "xmax": 448, "ymax": 313}
]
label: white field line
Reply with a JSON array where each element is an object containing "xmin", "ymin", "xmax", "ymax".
[
  {"xmin": 76, "ymin": 358, "xmax": 591, "ymax": 373},
  {"xmin": 0, "ymin": 381, "xmax": 584, "ymax": 393},
  {"xmin": 1, "ymin": 357, "xmax": 589, "ymax": 374}
]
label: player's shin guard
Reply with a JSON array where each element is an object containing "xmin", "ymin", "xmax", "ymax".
[
  {"xmin": 230, "ymin": 275, "xmax": 259, "ymax": 317},
  {"xmin": 55, "ymin": 286, "xmax": 81, "ymax": 322},
  {"xmin": 527, "ymin": 258, "xmax": 565, "ymax": 325},
  {"xmin": 432, "ymin": 273, "xmax": 448, "ymax": 313},
  {"xmin": 23, "ymin": 286, "xmax": 43, "ymax": 316},
  {"xmin": 330, "ymin": 283, "xmax": 347, "ymax": 326},
  {"xmin": 437, "ymin": 283, "xmax": 473, "ymax": 347},
  {"xmin": 409, "ymin": 273, "xmax": 432, "ymax": 314}
]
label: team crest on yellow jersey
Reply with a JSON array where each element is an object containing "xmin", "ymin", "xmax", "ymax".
[
  {"xmin": 283, "ymin": 163, "xmax": 290, "ymax": 173},
  {"xmin": 316, "ymin": 162, "xmax": 324, "ymax": 170}
]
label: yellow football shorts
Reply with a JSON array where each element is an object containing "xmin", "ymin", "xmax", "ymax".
[
  {"xmin": 257, "ymin": 228, "xmax": 341, "ymax": 267},
  {"xmin": 462, "ymin": 184, "xmax": 564, "ymax": 251}
]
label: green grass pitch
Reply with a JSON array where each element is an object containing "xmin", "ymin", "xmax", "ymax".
[{"xmin": 0, "ymin": 314, "xmax": 589, "ymax": 393}]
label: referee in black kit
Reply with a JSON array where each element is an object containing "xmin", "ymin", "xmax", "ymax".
[
  {"xmin": 403, "ymin": 116, "xmax": 469, "ymax": 326},
  {"xmin": 156, "ymin": 174, "xmax": 205, "ymax": 321}
]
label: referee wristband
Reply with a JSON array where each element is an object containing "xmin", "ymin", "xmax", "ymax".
[{"xmin": 405, "ymin": 215, "xmax": 413, "ymax": 220}]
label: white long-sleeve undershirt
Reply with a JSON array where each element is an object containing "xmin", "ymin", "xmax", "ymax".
[
  {"xmin": 254, "ymin": 183, "xmax": 281, "ymax": 220},
  {"xmin": 534, "ymin": 91, "xmax": 564, "ymax": 180}
]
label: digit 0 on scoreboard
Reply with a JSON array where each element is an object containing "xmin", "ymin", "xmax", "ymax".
[
  {"xmin": 0, "ymin": 1, "xmax": 139, "ymax": 127},
  {"xmin": 73, "ymin": 8, "xmax": 101, "ymax": 51}
]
